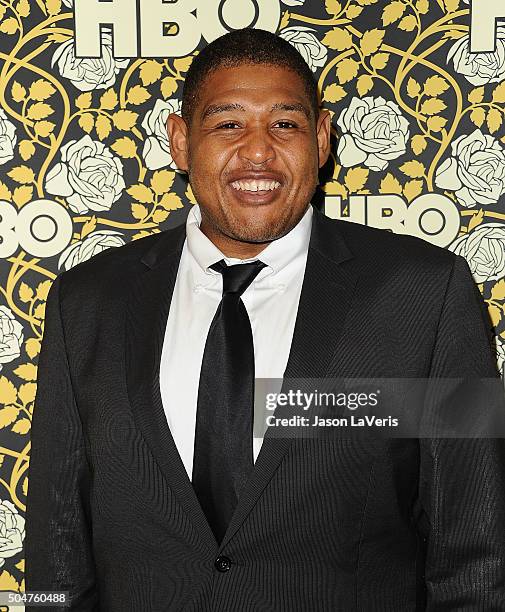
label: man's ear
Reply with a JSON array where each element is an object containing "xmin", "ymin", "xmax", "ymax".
[
  {"xmin": 316, "ymin": 109, "xmax": 331, "ymax": 169},
  {"xmin": 166, "ymin": 113, "xmax": 189, "ymax": 172}
]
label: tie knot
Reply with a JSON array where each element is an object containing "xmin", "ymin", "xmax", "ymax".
[{"xmin": 210, "ymin": 259, "xmax": 267, "ymax": 297}]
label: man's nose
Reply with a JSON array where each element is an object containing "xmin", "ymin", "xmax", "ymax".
[{"xmin": 237, "ymin": 127, "xmax": 275, "ymax": 165}]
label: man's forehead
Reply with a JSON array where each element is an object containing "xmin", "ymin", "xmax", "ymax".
[
  {"xmin": 199, "ymin": 64, "xmax": 307, "ymax": 97},
  {"xmin": 183, "ymin": 62, "xmax": 317, "ymax": 126},
  {"xmin": 196, "ymin": 69, "xmax": 312, "ymax": 118},
  {"xmin": 204, "ymin": 61, "xmax": 304, "ymax": 83}
]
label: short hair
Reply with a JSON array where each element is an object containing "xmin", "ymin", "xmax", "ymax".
[{"xmin": 181, "ymin": 28, "xmax": 320, "ymax": 125}]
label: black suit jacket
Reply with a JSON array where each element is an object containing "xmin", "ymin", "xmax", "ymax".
[{"xmin": 25, "ymin": 205, "xmax": 505, "ymax": 611}]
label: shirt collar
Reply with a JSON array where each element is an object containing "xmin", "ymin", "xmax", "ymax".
[{"xmin": 186, "ymin": 203, "xmax": 313, "ymax": 277}]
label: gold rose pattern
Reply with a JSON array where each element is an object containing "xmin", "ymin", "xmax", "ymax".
[{"xmin": 0, "ymin": 0, "xmax": 502, "ymax": 598}]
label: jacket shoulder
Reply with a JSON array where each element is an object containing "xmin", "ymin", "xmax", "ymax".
[
  {"xmin": 329, "ymin": 216, "xmax": 457, "ymax": 271},
  {"xmin": 57, "ymin": 230, "xmax": 170, "ymax": 301}
]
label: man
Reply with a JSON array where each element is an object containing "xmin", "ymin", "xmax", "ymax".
[{"xmin": 25, "ymin": 28, "xmax": 505, "ymax": 611}]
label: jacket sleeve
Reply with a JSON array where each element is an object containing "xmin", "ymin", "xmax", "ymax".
[
  {"xmin": 25, "ymin": 273, "xmax": 99, "ymax": 611},
  {"xmin": 419, "ymin": 254, "xmax": 505, "ymax": 610}
]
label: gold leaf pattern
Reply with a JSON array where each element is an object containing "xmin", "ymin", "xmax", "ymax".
[
  {"xmin": 344, "ymin": 167, "xmax": 369, "ymax": 191},
  {"xmin": 322, "ymin": 28, "xmax": 353, "ymax": 50},
  {"xmin": 337, "ymin": 58, "xmax": 360, "ymax": 83},
  {"xmin": 382, "ymin": 1, "xmax": 406, "ymax": 26},
  {"xmin": 380, "ymin": 173, "xmax": 403, "ymax": 194},
  {"xmin": 360, "ymin": 29, "xmax": 385, "ymax": 56},
  {"xmin": 323, "ymin": 83, "xmax": 347, "ymax": 102}
]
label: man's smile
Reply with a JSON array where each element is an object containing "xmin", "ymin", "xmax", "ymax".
[
  {"xmin": 230, "ymin": 179, "xmax": 281, "ymax": 192},
  {"xmin": 227, "ymin": 171, "xmax": 284, "ymax": 204},
  {"xmin": 227, "ymin": 181, "xmax": 281, "ymax": 205}
]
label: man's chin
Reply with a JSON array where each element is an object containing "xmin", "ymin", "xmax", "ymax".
[
  {"xmin": 223, "ymin": 217, "xmax": 296, "ymax": 245},
  {"xmin": 228, "ymin": 232, "xmax": 279, "ymax": 244}
]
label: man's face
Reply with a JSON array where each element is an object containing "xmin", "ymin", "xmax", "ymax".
[{"xmin": 167, "ymin": 63, "xmax": 331, "ymax": 255}]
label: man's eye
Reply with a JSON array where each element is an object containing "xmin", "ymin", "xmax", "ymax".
[
  {"xmin": 216, "ymin": 122, "xmax": 240, "ymax": 129},
  {"xmin": 274, "ymin": 121, "xmax": 297, "ymax": 129}
]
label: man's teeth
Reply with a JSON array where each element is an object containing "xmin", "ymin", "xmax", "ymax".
[{"xmin": 231, "ymin": 180, "xmax": 281, "ymax": 192}]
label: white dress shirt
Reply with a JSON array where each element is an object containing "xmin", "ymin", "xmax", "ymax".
[{"xmin": 159, "ymin": 203, "xmax": 313, "ymax": 481}]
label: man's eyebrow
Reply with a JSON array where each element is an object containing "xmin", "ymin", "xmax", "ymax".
[
  {"xmin": 271, "ymin": 102, "xmax": 311, "ymax": 119},
  {"xmin": 201, "ymin": 103, "xmax": 246, "ymax": 121},
  {"xmin": 200, "ymin": 102, "xmax": 312, "ymax": 122}
]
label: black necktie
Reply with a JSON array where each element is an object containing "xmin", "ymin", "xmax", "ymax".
[{"xmin": 192, "ymin": 258, "xmax": 267, "ymax": 545}]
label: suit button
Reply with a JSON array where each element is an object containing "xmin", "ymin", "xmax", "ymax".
[{"xmin": 214, "ymin": 556, "xmax": 232, "ymax": 572}]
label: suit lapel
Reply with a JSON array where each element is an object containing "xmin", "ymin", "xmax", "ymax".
[
  {"xmin": 124, "ymin": 221, "xmax": 218, "ymax": 552},
  {"xmin": 124, "ymin": 206, "xmax": 359, "ymax": 553}
]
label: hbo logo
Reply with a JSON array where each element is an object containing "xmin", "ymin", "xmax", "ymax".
[
  {"xmin": 74, "ymin": 0, "xmax": 281, "ymax": 58},
  {"xmin": 0, "ymin": 200, "xmax": 72, "ymax": 258},
  {"xmin": 325, "ymin": 194, "xmax": 461, "ymax": 248}
]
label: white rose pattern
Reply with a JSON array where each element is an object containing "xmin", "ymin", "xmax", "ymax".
[
  {"xmin": 45, "ymin": 134, "xmax": 126, "ymax": 214},
  {"xmin": 58, "ymin": 230, "xmax": 126, "ymax": 270},
  {"xmin": 449, "ymin": 223, "xmax": 505, "ymax": 283},
  {"xmin": 0, "ymin": 500, "xmax": 24, "ymax": 569},
  {"xmin": 141, "ymin": 98, "xmax": 182, "ymax": 171},
  {"xmin": 336, "ymin": 96, "xmax": 410, "ymax": 171},
  {"xmin": 0, "ymin": 306, "xmax": 24, "ymax": 372},
  {"xmin": 278, "ymin": 27, "xmax": 327, "ymax": 72},
  {"xmin": 447, "ymin": 25, "xmax": 505, "ymax": 86},
  {"xmin": 0, "ymin": 109, "xmax": 17, "ymax": 166},
  {"xmin": 435, "ymin": 129, "xmax": 505, "ymax": 208},
  {"xmin": 52, "ymin": 30, "xmax": 129, "ymax": 91}
]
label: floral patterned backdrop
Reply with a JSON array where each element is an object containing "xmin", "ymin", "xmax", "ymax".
[{"xmin": 0, "ymin": 0, "xmax": 503, "ymax": 602}]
